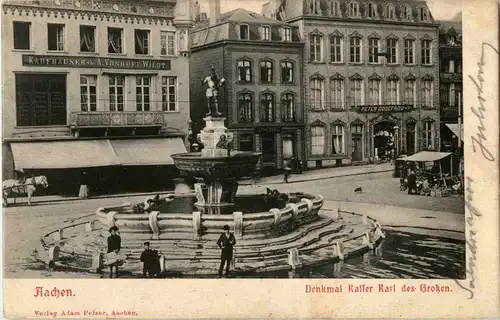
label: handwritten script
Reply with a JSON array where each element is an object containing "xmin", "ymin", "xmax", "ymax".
[{"xmin": 468, "ymin": 42, "xmax": 498, "ymax": 161}]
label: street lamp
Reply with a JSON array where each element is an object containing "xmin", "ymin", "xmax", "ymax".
[{"xmin": 393, "ymin": 125, "xmax": 400, "ymax": 155}]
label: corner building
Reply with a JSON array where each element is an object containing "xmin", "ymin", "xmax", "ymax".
[
  {"xmin": 2, "ymin": 0, "xmax": 194, "ymax": 194},
  {"xmin": 189, "ymin": 5, "xmax": 305, "ymax": 173},
  {"xmin": 266, "ymin": 0, "xmax": 440, "ymax": 167}
]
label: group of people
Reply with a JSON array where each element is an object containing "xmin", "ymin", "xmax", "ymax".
[{"xmin": 105, "ymin": 225, "xmax": 236, "ymax": 279}]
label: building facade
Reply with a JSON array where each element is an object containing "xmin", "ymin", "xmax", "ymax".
[
  {"xmin": 265, "ymin": 0, "xmax": 440, "ymax": 168},
  {"xmin": 438, "ymin": 19, "xmax": 462, "ymax": 152},
  {"xmin": 189, "ymin": 6, "xmax": 305, "ymax": 172},
  {"xmin": 2, "ymin": 0, "xmax": 194, "ymax": 194}
]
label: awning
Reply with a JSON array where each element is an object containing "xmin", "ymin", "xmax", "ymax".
[
  {"xmin": 11, "ymin": 140, "xmax": 120, "ymax": 170},
  {"xmin": 109, "ymin": 138, "xmax": 187, "ymax": 166},
  {"xmin": 403, "ymin": 151, "xmax": 453, "ymax": 162},
  {"xmin": 445, "ymin": 123, "xmax": 464, "ymax": 141}
]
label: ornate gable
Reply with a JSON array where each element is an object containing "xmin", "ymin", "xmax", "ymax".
[
  {"xmin": 331, "ymin": 119, "xmax": 346, "ymax": 126},
  {"xmin": 420, "ymin": 34, "xmax": 433, "ymax": 41},
  {"xmin": 310, "ymin": 72, "xmax": 325, "ymax": 80},
  {"xmin": 329, "ymin": 29, "xmax": 344, "ymax": 38},
  {"xmin": 368, "ymin": 32, "xmax": 381, "ymax": 39},
  {"xmin": 421, "ymin": 74, "xmax": 433, "ymax": 81},
  {"xmin": 310, "ymin": 28, "xmax": 324, "ymax": 36},
  {"xmin": 310, "ymin": 119, "xmax": 326, "ymax": 127},
  {"xmin": 386, "ymin": 33, "xmax": 399, "ymax": 40},
  {"xmin": 349, "ymin": 31, "xmax": 362, "ymax": 38},
  {"xmin": 330, "ymin": 73, "xmax": 345, "ymax": 80},
  {"xmin": 387, "ymin": 74, "xmax": 400, "ymax": 81},
  {"xmin": 368, "ymin": 73, "xmax": 382, "ymax": 80},
  {"xmin": 403, "ymin": 33, "xmax": 416, "ymax": 40},
  {"xmin": 349, "ymin": 73, "xmax": 363, "ymax": 80},
  {"xmin": 404, "ymin": 73, "xmax": 416, "ymax": 81}
]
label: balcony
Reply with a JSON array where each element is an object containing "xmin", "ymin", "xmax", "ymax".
[
  {"xmin": 440, "ymin": 72, "xmax": 462, "ymax": 83},
  {"xmin": 70, "ymin": 111, "xmax": 165, "ymax": 128}
]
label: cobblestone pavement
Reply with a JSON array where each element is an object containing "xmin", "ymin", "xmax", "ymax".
[{"xmin": 3, "ymin": 170, "xmax": 464, "ymax": 278}]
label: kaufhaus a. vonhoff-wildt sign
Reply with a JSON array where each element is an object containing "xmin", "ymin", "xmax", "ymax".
[
  {"xmin": 355, "ymin": 105, "xmax": 414, "ymax": 113},
  {"xmin": 22, "ymin": 55, "xmax": 171, "ymax": 70}
]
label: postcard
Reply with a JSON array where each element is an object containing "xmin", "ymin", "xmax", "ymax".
[{"xmin": 1, "ymin": 0, "xmax": 499, "ymax": 318}]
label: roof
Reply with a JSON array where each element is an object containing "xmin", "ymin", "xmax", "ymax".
[{"xmin": 438, "ymin": 20, "xmax": 462, "ymax": 35}]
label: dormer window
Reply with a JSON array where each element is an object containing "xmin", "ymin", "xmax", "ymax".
[
  {"xmin": 420, "ymin": 7, "xmax": 429, "ymax": 21},
  {"xmin": 367, "ymin": 3, "xmax": 377, "ymax": 18},
  {"xmin": 239, "ymin": 24, "xmax": 249, "ymax": 40},
  {"xmin": 385, "ymin": 4, "xmax": 395, "ymax": 19},
  {"xmin": 261, "ymin": 25, "xmax": 271, "ymax": 41},
  {"xmin": 447, "ymin": 35, "xmax": 456, "ymax": 45},
  {"xmin": 349, "ymin": 1, "xmax": 359, "ymax": 17},
  {"xmin": 401, "ymin": 5, "xmax": 412, "ymax": 20},
  {"xmin": 282, "ymin": 27, "xmax": 292, "ymax": 41},
  {"xmin": 329, "ymin": 0, "xmax": 340, "ymax": 16}
]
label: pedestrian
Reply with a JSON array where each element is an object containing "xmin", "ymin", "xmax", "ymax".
[
  {"xmin": 140, "ymin": 242, "xmax": 160, "ymax": 278},
  {"xmin": 216, "ymin": 225, "xmax": 236, "ymax": 278},
  {"xmin": 78, "ymin": 171, "xmax": 89, "ymax": 198},
  {"xmin": 407, "ymin": 170, "xmax": 417, "ymax": 195},
  {"xmin": 284, "ymin": 162, "xmax": 292, "ymax": 183},
  {"xmin": 106, "ymin": 226, "xmax": 122, "ymax": 278}
]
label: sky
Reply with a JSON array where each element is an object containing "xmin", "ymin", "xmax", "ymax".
[{"xmin": 199, "ymin": 0, "xmax": 462, "ymax": 20}]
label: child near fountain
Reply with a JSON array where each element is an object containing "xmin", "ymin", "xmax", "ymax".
[
  {"xmin": 217, "ymin": 225, "xmax": 236, "ymax": 278},
  {"xmin": 140, "ymin": 242, "xmax": 161, "ymax": 278}
]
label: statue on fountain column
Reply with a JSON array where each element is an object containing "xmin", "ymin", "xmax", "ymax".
[{"xmin": 200, "ymin": 66, "xmax": 226, "ymax": 117}]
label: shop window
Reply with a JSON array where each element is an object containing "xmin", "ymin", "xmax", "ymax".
[
  {"xmin": 80, "ymin": 75, "xmax": 97, "ymax": 112},
  {"xmin": 80, "ymin": 25, "xmax": 96, "ymax": 52},
  {"xmin": 239, "ymin": 134, "xmax": 254, "ymax": 151},
  {"xmin": 109, "ymin": 76, "xmax": 125, "ymax": 111},
  {"xmin": 135, "ymin": 29, "xmax": 150, "ymax": 55},
  {"xmin": 161, "ymin": 31, "xmax": 176, "ymax": 56},
  {"xmin": 282, "ymin": 134, "xmax": 294, "ymax": 158},
  {"xmin": 47, "ymin": 23, "xmax": 65, "ymax": 51},
  {"xmin": 261, "ymin": 134, "xmax": 276, "ymax": 163},
  {"xmin": 15, "ymin": 74, "xmax": 67, "ymax": 127},
  {"xmin": 311, "ymin": 125, "xmax": 325, "ymax": 155},
  {"xmin": 13, "ymin": 21, "xmax": 31, "ymax": 50},
  {"xmin": 108, "ymin": 27, "xmax": 123, "ymax": 54},
  {"xmin": 162, "ymin": 76, "xmax": 177, "ymax": 112}
]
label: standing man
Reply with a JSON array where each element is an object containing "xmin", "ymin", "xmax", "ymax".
[
  {"xmin": 140, "ymin": 242, "xmax": 160, "ymax": 278},
  {"xmin": 216, "ymin": 225, "xmax": 236, "ymax": 278},
  {"xmin": 107, "ymin": 226, "xmax": 122, "ymax": 278},
  {"xmin": 407, "ymin": 170, "xmax": 417, "ymax": 195},
  {"xmin": 284, "ymin": 161, "xmax": 292, "ymax": 183}
]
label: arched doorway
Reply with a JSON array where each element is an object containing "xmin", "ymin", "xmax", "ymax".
[{"xmin": 373, "ymin": 121, "xmax": 396, "ymax": 161}]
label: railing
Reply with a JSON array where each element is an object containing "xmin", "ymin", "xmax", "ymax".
[
  {"xmin": 70, "ymin": 111, "xmax": 164, "ymax": 128},
  {"xmin": 440, "ymin": 73, "xmax": 463, "ymax": 82}
]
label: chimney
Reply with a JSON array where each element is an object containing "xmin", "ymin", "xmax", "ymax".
[{"xmin": 208, "ymin": 0, "xmax": 221, "ymax": 25}]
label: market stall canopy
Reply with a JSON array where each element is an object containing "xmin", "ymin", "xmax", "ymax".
[
  {"xmin": 403, "ymin": 151, "xmax": 453, "ymax": 162},
  {"xmin": 11, "ymin": 140, "xmax": 120, "ymax": 170},
  {"xmin": 445, "ymin": 123, "xmax": 463, "ymax": 141},
  {"xmin": 109, "ymin": 137, "xmax": 187, "ymax": 166}
]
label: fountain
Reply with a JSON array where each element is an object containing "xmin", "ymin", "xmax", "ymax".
[{"xmin": 37, "ymin": 67, "xmax": 385, "ymax": 277}]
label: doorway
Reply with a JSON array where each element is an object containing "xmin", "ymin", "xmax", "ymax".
[
  {"xmin": 351, "ymin": 124, "xmax": 363, "ymax": 162},
  {"xmin": 261, "ymin": 133, "xmax": 276, "ymax": 165},
  {"xmin": 373, "ymin": 121, "xmax": 396, "ymax": 161}
]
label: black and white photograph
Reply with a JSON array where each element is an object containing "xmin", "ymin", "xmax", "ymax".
[{"xmin": 1, "ymin": 0, "xmax": 469, "ymax": 283}]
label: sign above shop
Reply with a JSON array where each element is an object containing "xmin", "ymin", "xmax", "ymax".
[
  {"xmin": 356, "ymin": 105, "xmax": 414, "ymax": 113},
  {"xmin": 22, "ymin": 55, "xmax": 171, "ymax": 70},
  {"xmin": 255, "ymin": 126, "xmax": 282, "ymax": 133}
]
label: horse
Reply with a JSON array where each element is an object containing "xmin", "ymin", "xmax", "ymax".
[{"xmin": 3, "ymin": 175, "xmax": 49, "ymax": 207}]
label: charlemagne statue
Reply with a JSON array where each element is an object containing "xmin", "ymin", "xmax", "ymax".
[{"xmin": 200, "ymin": 66, "xmax": 226, "ymax": 117}]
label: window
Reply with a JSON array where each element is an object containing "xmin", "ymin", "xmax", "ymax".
[
  {"xmin": 47, "ymin": 24, "xmax": 65, "ymax": 51},
  {"xmin": 367, "ymin": 3, "xmax": 377, "ymax": 18},
  {"xmin": 109, "ymin": 76, "xmax": 125, "ymax": 111},
  {"xmin": 281, "ymin": 61, "xmax": 294, "ymax": 83},
  {"xmin": 135, "ymin": 29, "xmax": 150, "ymax": 55},
  {"xmin": 350, "ymin": 79, "xmax": 364, "ymax": 106},
  {"xmin": 402, "ymin": 5, "xmax": 412, "ymax": 20},
  {"xmin": 80, "ymin": 75, "xmax": 97, "ymax": 112},
  {"xmin": 368, "ymin": 38, "xmax": 379, "ymax": 63},
  {"xmin": 368, "ymin": 79, "xmax": 381, "ymax": 105},
  {"xmin": 311, "ymin": 126, "xmax": 325, "ymax": 155},
  {"xmin": 385, "ymin": 4, "xmax": 395, "ymax": 19},
  {"xmin": 260, "ymin": 61, "xmax": 273, "ymax": 83},
  {"xmin": 310, "ymin": 77, "xmax": 325, "ymax": 109},
  {"xmin": 282, "ymin": 134, "xmax": 294, "ymax": 158},
  {"xmin": 420, "ymin": 7, "xmax": 429, "ymax": 21},
  {"xmin": 447, "ymin": 35, "xmax": 456, "ymax": 45},
  {"xmin": 282, "ymin": 93, "xmax": 295, "ymax": 122},
  {"xmin": 386, "ymin": 38, "xmax": 398, "ymax": 64},
  {"xmin": 79, "ymin": 25, "xmax": 96, "ymax": 52},
  {"xmin": 161, "ymin": 31, "xmax": 176, "ymax": 56},
  {"xmin": 260, "ymin": 93, "xmax": 275, "ymax": 122},
  {"xmin": 15, "ymin": 74, "xmax": 67, "ymax": 127},
  {"xmin": 387, "ymin": 79, "xmax": 399, "ymax": 104},
  {"xmin": 404, "ymin": 80, "xmax": 416, "ymax": 105},
  {"xmin": 330, "ymin": 1, "xmax": 340, "ymax": 16},
  {"xmin": 404, "ymin": 39, "xmax": 415, "ymax": 64},
  {"xmin": 349, "ymin": 36, "xmax": 362, "ymax": 63},
  {"xmin": 330, "ymin": 78, "xmax": 345, "ymax": 109},
  {"xmin": 422, "ymin": 79, "xmax": 433, "ymax": 107},
  {"xmin": 423, "ymin": 121, "xmax": 434, "ymax": 149},
  {"xmin": 331, "ymin": 125, "xmax": 345, "ymax": 154},
  {"xmin": 309, "ymin": 0, "xmax": 321, "ymax": 14},
  {"xmin": 406, "ymin": 121, "xmax": 416, "ymax": 154},
  {"xmin": 261, "ymin": 26, "xmax": 271, "ymax": 40},
  {"xmin": 239, "ymin": 24, "xmax": 249, "ymax": 40},
  {"xmin": 239, "ymin": 134, "xmax": 254, "ymax": 151},
  {"xmin": 310, "ymin": 34, "xmax": 323, "ymax": 62},
  {"xmin": 282, "ymin": 27, "xmax": 292, "ymax": 41},
  {"xmin": 330, "ymin": 35, "xmax": 343, "ymax": 63},
  {"xmin": 448, "ymin": 60, "xmax": 455, "ymax": 73},
  {"xmin": 421, "ymin": 39, "xmax": 432, "ymax": 64},
  {"xmin": 348, "ymin": 1, "xmax": 359, "ymax": 17},
  {"xmin": 238, "ymin": 60, "xmax": 252, "ymax": 82},
  {"xmin": 108, "ymin": 27, "xmax": 123, "ymax": 54},
  {"xmin": 161, "ymin": 76, "xmax": 177, "ymax": 111},
  {"xmin": 238, "ymin": 93, "xmax": 253, "ymax": 123},
  {"xmin": 448, "ymin": 83, "xmax": 456, "ymax": 106},
  {"xmin": 136, "ymin": 76, "xmax": 151, "ymax": 111},
  {"xmin": 13, "ymin": 21, "xmax": 31, "ymax": 50}
]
